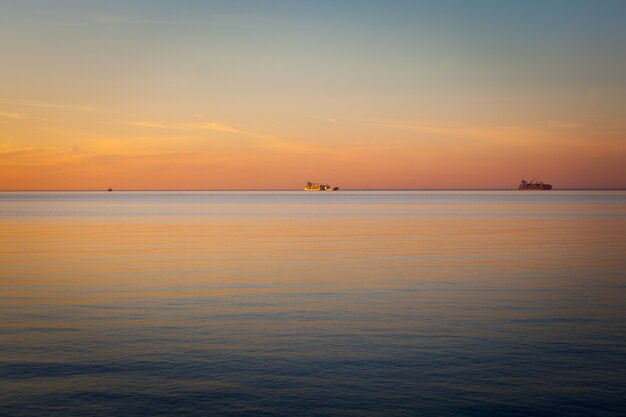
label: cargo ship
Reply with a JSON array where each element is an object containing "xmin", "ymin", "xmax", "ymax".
[
  {"xmin": 304, "ymin": 181, "xmax": 339, "ymax": 191},
  {"xmin": 518, "ymin": 178, "xmax": 552, "ymax": 190}
]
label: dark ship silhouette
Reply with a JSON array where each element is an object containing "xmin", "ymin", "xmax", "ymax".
[{"xmin": 518, "ymin": 178, "xmax": 552, "ymax": 190}]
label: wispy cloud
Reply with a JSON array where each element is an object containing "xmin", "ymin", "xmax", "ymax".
[
  {"xmin": 95, "ymin": 15, "xmax": 182, "ymax": 26},
  {"xmin": 189, "ymin": 114, "xmax": 276, "ymax": 139},
  {"xmin": 188, "ymin": 122, "xmax": 275, "ymax": 139},
  {"xmin": 119, "ymin": 120, "xmax": 170, "ymax": 129},
  {"xmin": 0, "ymin": 145, "xmax": 49, "ymax": 160},
  {"xmin": 0, "ymin": 111, "xmax": 26, "ymax": 120},
  {"xmin": 117, "ymin": 117, "xmax": 276, "ymax": 140},
  {"xmin": 370, "ymin": 122, "xmax": 545, "ymax": 142},
  {"xmin": 0, "ymin": 99, "xmax": 96, "ymax": 112},
  {"xmin": 547, "ymin": 121, "xmax": 584, "ymax": 129}
]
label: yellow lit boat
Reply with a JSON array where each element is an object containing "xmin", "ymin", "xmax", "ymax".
[{"xmin": 304, "ymin": 182, "xmax": 339, "ymax": 191}]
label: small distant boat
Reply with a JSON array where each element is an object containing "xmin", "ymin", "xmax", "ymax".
[
  {"xmin": 107, "ymin": 188, "xmax": 113, "ymax": 192},
  {"xmin": 304, "ymin": 181, "xmax": 339, "ymax": 191},
  {"xmin": 518, "ymin": 178, "xmax": 552, "ymax": 190}
]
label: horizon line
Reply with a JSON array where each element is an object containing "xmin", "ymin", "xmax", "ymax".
[{"xmin": 2, "ymin": 188, "xmax": 626, "ymax": 192}]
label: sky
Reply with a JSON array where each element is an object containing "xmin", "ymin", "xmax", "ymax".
[{"xmin": 1, "ymin": 0, "xmax": 625, "ymax": 190}]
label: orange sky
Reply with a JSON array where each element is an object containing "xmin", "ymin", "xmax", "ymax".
[{"xmin": 1, "ymin": 1, "xmax": 625, "ymax": 190}]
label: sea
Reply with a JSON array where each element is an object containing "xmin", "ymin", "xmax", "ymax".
[{"xmin": 1, "ymin": 191, "xmax": 625, "ymax": 417}]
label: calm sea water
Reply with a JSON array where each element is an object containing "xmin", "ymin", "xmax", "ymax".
[{"xmin": 1, "ymin": 191, "xmax": 625, "ymax": 417}]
